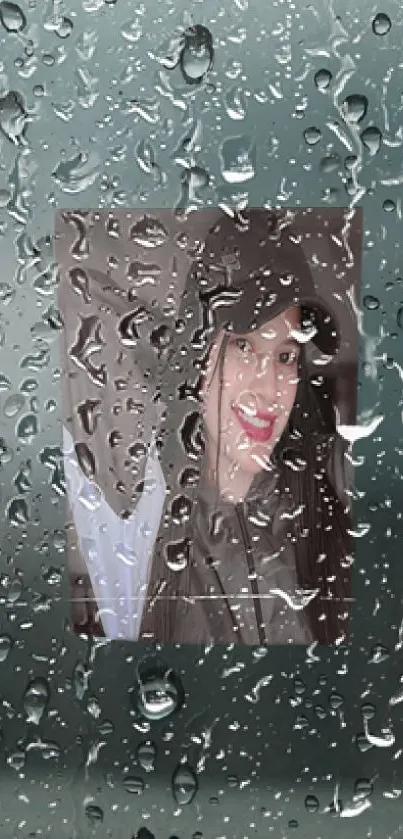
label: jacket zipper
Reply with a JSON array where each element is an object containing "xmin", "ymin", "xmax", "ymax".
[{"xmin": 235, "ymin": 503, "xmax": 267, "ymax": 646}]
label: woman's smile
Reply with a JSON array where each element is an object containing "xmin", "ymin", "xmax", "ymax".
[{"xmin": 232, "ymin": 403, "xmax": 277, "ymax": 443}]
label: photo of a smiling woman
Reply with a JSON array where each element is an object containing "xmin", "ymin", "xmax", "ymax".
[{"xmin": 62, "ymin": 207, "xmax": 357, "ymax": 646}]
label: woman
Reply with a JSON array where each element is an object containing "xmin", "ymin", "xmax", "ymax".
[{"xmin": 63, "ymin": 208, "xmax": 354, "ymax": 646}]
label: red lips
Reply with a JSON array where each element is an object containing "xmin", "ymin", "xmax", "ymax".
[{"xmin": 232, "ymin": 405, "xmax": 276, "ymax": 443}]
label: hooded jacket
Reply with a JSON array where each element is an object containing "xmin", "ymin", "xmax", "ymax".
[{"xmin": 58, "ymin": 208, "xmax": 357, "ymax": 646}]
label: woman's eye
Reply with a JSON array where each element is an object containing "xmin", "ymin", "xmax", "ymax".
[
  {"xmin": 235, "ymin": 338, "xmax": 253, "ymax": 354},
  {"xmin": 279, "ymin": 350, "xmax": 299, "ymax": 365}
]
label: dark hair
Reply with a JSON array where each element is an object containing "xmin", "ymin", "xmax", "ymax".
[{"xmin": 140, "ymin": 252, "xmax": 353, "ymax": 646}]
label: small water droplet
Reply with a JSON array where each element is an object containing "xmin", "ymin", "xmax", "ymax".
[
  {"xmin": 136, "ymin": 739, "xmax": 157, "ymax": 772},
  {"xmin": 397, "ymin": 306, "xmax": 403, "ymax": 330},
  {"xmin": 23, "ymin": 677, "xmax": 50, "ymax": 725},
  {"xmin": 372, "ymin": 12, "xmax": 391, "ymax": 36},
  {"xmin": 313, "ymin": 68, "xmax": 332, "ymax": 90},
  {"xmin": 361, "ymin": 702, "xmax": 376, "ymax": 720},
  {"xmin": 172, "ymin": 762, "xmax": 198, "ymax": 805},
  {"xmin": 74, "ymin": 660, "xmax": 89, "ymax": 701},
  {"xmin": 369, "ymin": 643, "xmax": 389, "ymax": 663},
  {"xmin": 123, "ymin": 775, "xmax": 145, "ymax": 794},
  {"xmin": 179, "ymin": 25, "xmax": 214, "ymax": 85},
  {"xmin": 0, "ymin": 90, "xmax": 28, "ymax": 144},
  {"xmin": 342, "ymin": 94, "xmax": 368, "ymax": 124},
  {"xmin": 0, "ymin": 1, "xmax": 26, "ymax": 33},
  {"xmin": 363, "ymin": 294, "xmax": 379, "ymax": 310},
  {"xmin": 383, "ymin": 198, "xmax": 395, "ymax": 212},
  {"xmin": 305, "ymin": 794, "xmax": 319, "ymax": 813},
  {"xmin": 55, "ymin": 15, "xmax": 73, "ymax": 38},
  {"xmin": 356, "ymin": 732, "xmax": 373, "ymax": 752},
  {"xmin": 303, "ymin": 126, "xmax": 322, "ymax": 145}
]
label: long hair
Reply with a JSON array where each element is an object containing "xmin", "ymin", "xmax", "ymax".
[{"xmin": 139, "ymin": 272, "xmax": 353, "ymax": 646}]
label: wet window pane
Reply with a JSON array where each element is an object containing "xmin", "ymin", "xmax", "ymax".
[{"xmin": 0, "ymin": 0, "xmax": 401, "ymax": 835}]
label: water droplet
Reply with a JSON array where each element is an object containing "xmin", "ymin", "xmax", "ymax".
[
  {"xmin": 356, "ymin": 732, "xmax": 373, "ymax": 752},
  {"xmin": 341, "ymin": 94, "xmax": 368, "ymax": 124},
  {"xmin": 328, "ymin": 691, "xmax": 344, "ymax": 710},
  {"xmin": 172, "ymin": 762, "xmax": 198, "ymax": 805},
  {"xmin": 7, "ymin": 497, "xmax": 29, "ymax": 526},
  {"xmin": 314, "ymin": 68, "xmax": 332, "ymax": 90},
  {"xmin": 7, "ymin": 749, "xmax": 25, "ymax": 770},
  {"xmin": 8, "ymin": 577, "xmax": 22, "ymax": 603},
  {"xmin": 360, "ymin": 125, "xmax": 382, "ymax": 156},
  {"xmin": 320, "ymin": 153, "xmax": 341, "ymax": 173},
  {"xmin": 369, "ymin": 643, "xmax": 389, "ymax": 663},
  {"xmin": 303, "ymin": 126, "xmax": 322, "ymax": 145},
  {"xmin": 74, "ymin": 660, "xmax": 90, "ymax": 700},
  {"xmin": 136, "ymin": 739, "xmax": 156, "ymax": 772},
  {"xmin": 0, "ymin": 188, "xmax": 11, "ymax": 207},
  {"xmin": 52, "ymin": 150, "xmax": 101, "ymax": 194},
  {"xmin": 219, "ymin": 134, "xmax": 255, "ymax": 183},
  {"xmin": 87, "ymin": 697, "xmax": 101, "ymax": 719},
  {"xmin": 0, "ymin": 1, "xmax": 26, "ymax": 32},
  {"xmin": 227, "ymin": 774, "xmax": 239, "ymax": 787},
  {"xmin": 17, "ymin": 413, "xmax": 39, "ymax": 444},
  {"xmin": 137, "ymin": 664, "xmax": 184, "ymax": 721},
  {"xmin": 383, "ymin": 198, "xmax": 395, "ymax": 212},
  {"xmin": 55, "ymin": 15, "xmax": 73, "ymax": 38},
  {"xmin": 75, "ymin": 442, "xmax": 96, "ymax": 480},
  {"xmin": 372, "ymin": 12, "xmax": 391, "ymax": 35},
  {"xmin": 130, "ymin": 215, "xmax": 168, "ymax": 248},
  {"xmin": 0, "ymin": 634, "xmax": 12, "ymax": 661},
  {"xmin": 397, "ymin": 307, "xmax": 403, "ymax": 330},
  {"xmin": 288, "ymin": 819, "xmax": 299, "ymax": 829},
  {"xmin": 23, "ymin": 677, "xmax": 50, "ymax": 724},
  {"xmin": 179, "ymin": 25, "xmax": 214, "ymax": 85},
  {"xmin": 3, "ymin": 393, "xmax": 25, "ymax": 418},
  {"xmin": 363, "ymin": 295, "xmax": 379, "ymax": 310},
  {"xmin": 355, "ymin": 777, "xmax": 373, "ymax": 799},
  {"xmin": 123, "ymin": 775, "xmax": 145, "ymax": 794},
  {"xmin": 98, "ymin": 719, "xmax": 114, "ymax": 736},
  {"xmin": 0, "ymin": 90, "xmax": 28, "ymax": 144},
  {"xmin": 305, "ymin": 794, "xmax": 319, "ymax": 813},
  {"xmin": 361, "ymin": 701, "xmax": 376, "ymax": 721},
  {"xmin": 85, "ymin": 803, "xmax": 104, "ymax": 825}
]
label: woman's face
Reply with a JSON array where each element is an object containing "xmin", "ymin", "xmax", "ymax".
[{"xmin": 201, "ymin": 306, "xmax": 301, "ymax": 498}]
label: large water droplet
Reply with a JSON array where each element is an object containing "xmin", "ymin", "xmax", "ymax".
[
  {"xmin": 7, "ymin": 497, "xmax": 29, "ymax": 526},
  {"xmin": 75, "ymin": 442, "xmax": 96, "ymax": 480},
  {"xmin": 55, "ymin": 16, "xmax": 73, "ymax": 38},
  {"xmin": 363, "ymin": 295, "xmax": 379, "ymax": 310},
  {"xmin": 136, "ymin": 739, "xmax": 157, "ymax": 772},
  {"xmin": 0, "ymin": 2, "xmax": 26, "ymax": 33},
  {"xmin": 52, "ymin": 151, "xmax": 101, "ymax": 194},
  {"xmin": 303, "ymin": 126, "xmax": 322, "ymax": 145},
  {"xmin": 3, "ymin": 393, "xmax": 25, "ymax": 418},
  {"xmin": 397, "ymin": 307, "xmax": 403, "ymax": 330},
  {"xmin": 123, "ymin": 775, "xmax": 145, "ymax": 794},
  {"xmin": 0, "ymin": 90, "xmax": 28, "ymax": 144},
  {"xmin": 320, "ymin": 153, "xmax": 341, "ymax": 173},
  {"xmin": 179, "ymin": 25, "xmax": 214, "ymax": 85},
  {"xmin": 7, "ymin": 750, "xmax": 26, "ymax": 771},
  {"xmin": 130, "ymin": 215, "xmax": 168, "ymax": 248},
  {"xmin": 314, "ymin": 68, "xmax": 332, "ymax": 90},
  {"xmin": 23, "ymin": 677, "xmax": 50, "ymax": 724},
  {"xmin": 305, "ymin": 794, "xmax": 319, "ymax": 813},
  {"xmin": 16, "ymin": 412, "xmax": 38, "ymax": 444},
  {"xmin": 360, "ymin": 125, "xmax": 382, "ymax": 156},
  {"xmin": 172, "ymin": 762, "xmax": 198, "ymax": 805},
  {"xmin": 136, "ymin": 662, "xmax": 184, "ymax": 721},
  {"xmin": 341, "ymin": 94, "xmax": 368, "ymax": 124},
  {"xmin": 0, "ymin": 634, "xmax": 12, "ymax": 662},
  {"xmin": 220, "ymin": 134, "xmax": 255, "ymax": 183},
  {"xmin": 355, "ymin": 778, "xmax": 373, "ymax": 799},
  {"xmin": 85, "ymin": 803, "xmax": 104, "ymax": 825},
  {"xmin": 372, "ymin": 12, "xmax": 391, "ymax": 35}
]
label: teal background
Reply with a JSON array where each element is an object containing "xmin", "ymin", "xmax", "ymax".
[{"xmin": 0, "ymin": 0, "xmax": 402, "ymax": 836}]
